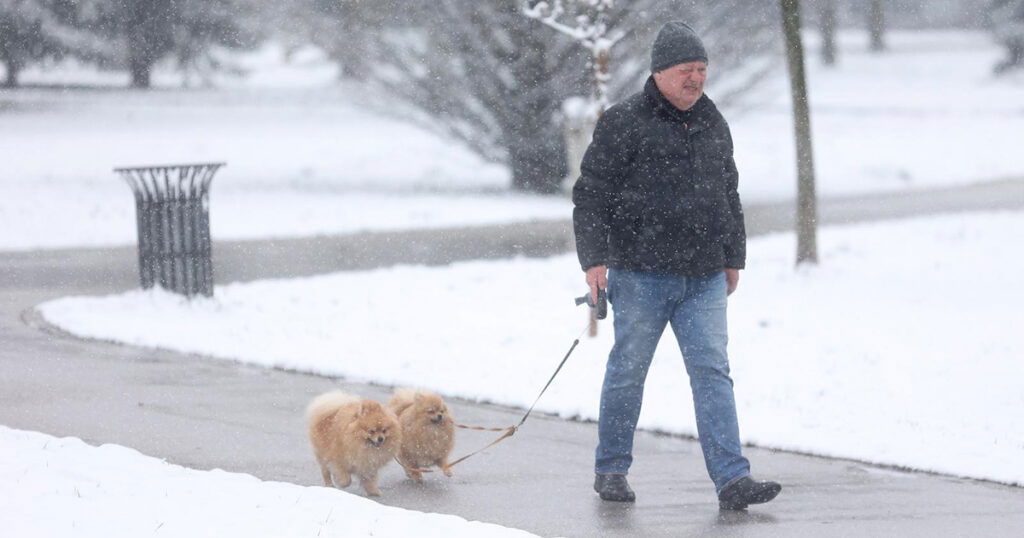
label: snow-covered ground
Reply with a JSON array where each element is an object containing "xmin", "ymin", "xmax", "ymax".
[
  {"xmin": 38, "ymin": 211, "xmax": 1024, "ymax": 487},
  {"xmin": 2, "ymin": 30, "xmax": 1023, "ymax": 251},
  {"xmin": 0, "ymin": 426, "xmax": 538, "ymax": 538}
]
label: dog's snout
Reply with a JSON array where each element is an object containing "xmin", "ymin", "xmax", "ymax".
[{"xmin": 432, "ymin": 413, "xmax": 445, "ymax": 424}]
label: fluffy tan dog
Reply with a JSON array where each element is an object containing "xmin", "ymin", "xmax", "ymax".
[
  {"xmin": 387, "ymin": 388, "xmax": 455, "ymax": 482},
  {"xmin": 306, "ymin": 390, "xmax": 401, "ymax": 496}
]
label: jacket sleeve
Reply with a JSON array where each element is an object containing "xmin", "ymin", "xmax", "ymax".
[
  {"xmin": 721, "ymin": 127, "xmax": 746, "ymax": 269},
  {"xmin": 572, "ymin": 108, "xmax": 633, "ymax": 271}
]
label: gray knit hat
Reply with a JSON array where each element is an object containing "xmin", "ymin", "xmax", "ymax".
[{"xmin": 650, "ymin": 21, "xmax": 708, "ymax": 73}]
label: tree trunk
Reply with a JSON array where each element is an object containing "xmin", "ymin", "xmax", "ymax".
[
  {"xmin": 593, "ymin": 48, "xmax": 610, "ymax": 114},
  {"xmin": 130, "ymin": 57, "xmax": 153, "ymax": 88},
  {"xmin": 126, "ymin": 0, "xmax": 174, "ymax": 89},
  {"xmin": 869, "ymin": 0, "xmax": 886, "ymax": 52},
  {"xmin": 2, "ymin": 59, "xmax": 18, "ymax": 88},
  {"xmin": 819, "ymin": 0, "xmax": 837, "ymax": 66},
  {"xmin": 780, "ymin": 0, "xmax": 818, "ymax": 265}
]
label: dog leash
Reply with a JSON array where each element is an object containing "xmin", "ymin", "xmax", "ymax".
[{"xmin": 434, "ymin": 320, "xmax": 594, "ymax": 472}]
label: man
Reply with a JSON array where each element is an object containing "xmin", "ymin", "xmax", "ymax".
[{"xmin": 572, "ymin": 21, "xmax": 781, "ymax": 510}]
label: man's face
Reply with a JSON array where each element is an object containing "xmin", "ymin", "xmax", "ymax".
[{"xmin": 653, "ymin": 61, "xmax": 708, "ymax": 111}]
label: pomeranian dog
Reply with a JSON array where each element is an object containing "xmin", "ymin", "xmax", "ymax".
[
  {"xmin": 306, "ymin": 390, "xmax": 401, "ymax": 496},
  {"xmin": 387, "ymin": 388, "xmax": 456, "ymax": 482}
]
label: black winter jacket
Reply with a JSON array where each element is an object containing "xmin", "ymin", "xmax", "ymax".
[{"xmin": 572, "ymin": 77, "xmax": 746, "ymax": 275}]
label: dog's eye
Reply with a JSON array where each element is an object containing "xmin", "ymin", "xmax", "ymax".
[{"xmin": 368, "ymin": 429, "xmax": 376, "ymax": 435}]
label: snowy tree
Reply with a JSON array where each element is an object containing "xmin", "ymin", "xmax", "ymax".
[
  {"xmin": 0, "ymin": 0, "xmax": 101, "ymax": 86},
  {"xmin": 522, "ymin": 0, "xmax": 624, "ymax": 117},
  {"xmin": 80, "ymin": 0, "xmax": 259, "ymax": 88},
  {"xmin": 1, "ymin": 1, "xmax": 55, "ymax": 86},
  {"xmin": 171, "ymin": 0, "xmax": 261, "ymax": 86},
  {"xmin": 357, "ymin": 0, "xmax": 579, "ymax": 194},
  {"xmin": 263, "ymin": 0, "xmax": 394, "ymax": 80}
]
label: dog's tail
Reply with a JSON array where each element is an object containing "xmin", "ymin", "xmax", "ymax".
[{"xmin": 305, "ymin": 390, "xmax": 360, "ymax": 424}]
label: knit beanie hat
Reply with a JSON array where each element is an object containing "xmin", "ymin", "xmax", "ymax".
[{"xmin": 650, "ymin": 22, "xmax": 708, "ymax": 73}]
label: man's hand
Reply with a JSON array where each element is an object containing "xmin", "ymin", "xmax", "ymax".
[
  {"xmin": 724, "ymin": 268, "xmax": 740, "ymax": 296},
  {"xmin": 586, "ymin": 265, "xmax": 608, "ymax": 303}
]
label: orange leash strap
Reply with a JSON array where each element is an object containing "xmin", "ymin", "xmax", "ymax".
[
  {"xmin": 455, "ymin": 423, "xmax": 509, "ymax": 432},
  {"xmin": 440, "ymin": 426, "xmax": 517, "ymax": 472}
]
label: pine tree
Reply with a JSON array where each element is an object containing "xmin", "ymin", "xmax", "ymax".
[
  {"xmin": 81, "ymin": 0, "xmax": 259, "ymax": 88},
  {"xmin": 0, "ymin": 0, "xmax": 87, "ymax": 86}
]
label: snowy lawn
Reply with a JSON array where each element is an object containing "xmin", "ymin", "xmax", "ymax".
[
  {"xmin": 0, "ymin": 426, "xmax": 539, "ymax": 538},
  {"xmin": 3, "ymin": 30, "xmax": 1024, "ymax": 251},
  {"xmin": 731, "ymin": 30, "xmax": 1024, "ymax": 201},
  {"xmin": 39, "ymin": 211, "xmax": 1024, "ymax": 487}
]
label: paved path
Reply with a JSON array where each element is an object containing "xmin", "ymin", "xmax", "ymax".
[{"xmin": 2, "ymin": 181, "xmax": 1024, "ymax": 536}]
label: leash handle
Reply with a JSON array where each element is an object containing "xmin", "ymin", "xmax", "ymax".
[{"xmin": 574, "ymin": 288, "xmax": 608, "ymax": 320}]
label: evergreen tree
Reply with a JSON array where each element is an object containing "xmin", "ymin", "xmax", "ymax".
[
  {"xmin": 0, "ymin": 0, "xmax": 85, "ymax": 86},
  {"xmin": 83, "ymin": 0, "xmax": 259, "ymax": 88}
]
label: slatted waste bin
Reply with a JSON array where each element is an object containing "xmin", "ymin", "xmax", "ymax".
[{"xmin": 115, "ymin": 163, "xmax": 224, "ymax": 297}]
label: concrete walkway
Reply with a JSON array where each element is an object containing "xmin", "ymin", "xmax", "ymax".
[{"xmin": 2, "ymin": 181, "xmax": 1023, "ymax": 536}]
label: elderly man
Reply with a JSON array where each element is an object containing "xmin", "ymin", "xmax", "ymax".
[{"xmin": 572, "ymin": 21, "xmax": 781, "ymax": 510}]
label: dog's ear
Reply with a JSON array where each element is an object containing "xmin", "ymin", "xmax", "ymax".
[
  {"xmin": 356, "ymin": 400, "xmax": 372, "ymax": 417},
  {"xmin": 413, "ymin": 391, "xmax": 424, "ymax": 404}
]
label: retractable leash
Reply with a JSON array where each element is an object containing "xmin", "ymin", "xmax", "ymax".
[{"xmin": 399, "ymin": 289, "xmax": 609, "ymax": 475}]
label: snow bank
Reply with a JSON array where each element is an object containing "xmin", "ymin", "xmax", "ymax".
[{"xmin": 0, "ymin": 426, "xmax": 539, "ymax": 538}]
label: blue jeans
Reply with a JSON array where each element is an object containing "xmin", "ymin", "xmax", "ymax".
[{"xmin": 595, "ymin": 269, "xmax": 750, "ymax": 493}]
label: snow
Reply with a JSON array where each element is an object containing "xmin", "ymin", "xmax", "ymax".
[
  {"xmin": 0, "ymin": 426, "xmax": 539, "ymax": 538},
  {"xmin": 0, "ymin": 86, "xmax": 564, "ymax": 251},
  {"xmin": 37, "ymin": 211, "xmax": 1024, "ymax": 487},
  {"xmin": 2, "ymin": 30, "xmax": 1023, "ymax": 251}
]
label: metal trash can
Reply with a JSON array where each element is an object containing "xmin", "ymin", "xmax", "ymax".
[{"xmin": 114, "ymin": 163, "xmax": 224, "ymax": 297}]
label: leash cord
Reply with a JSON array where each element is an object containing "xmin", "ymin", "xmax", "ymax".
[
  {"xmin": 514, "ymin": 321, "xmax": 590, "ymax": 429},
  {"xmin": 432, "ymin": 321, "xmax": 592, "ymax": 473}
]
